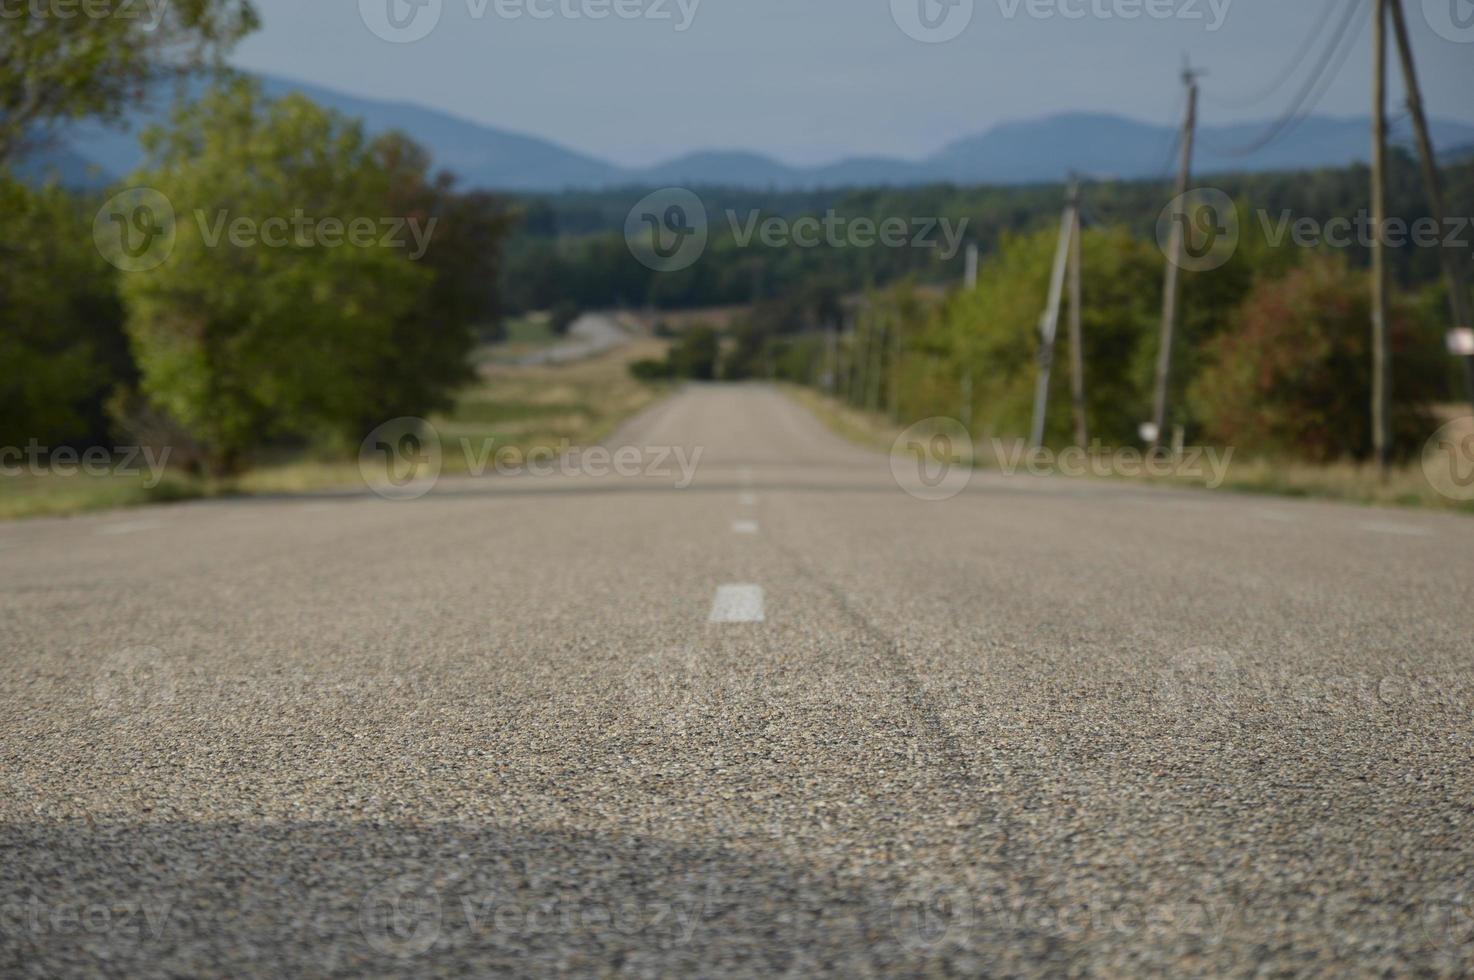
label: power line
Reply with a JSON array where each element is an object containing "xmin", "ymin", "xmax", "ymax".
[
  {"xmin": 1153, "ymin": 91, "xmax": 1186, "ymax": 182},
  {"xmin": 1072, "ymin": 90, "xmax": 1188, "ymax": 231},
  {"xmin": 1204, "ymin": 0, "xmax": 1347, "ymax": 109},
  {"xmin": 1214, "ymin": 0, "xmax": 1368, "ymax": 157}
]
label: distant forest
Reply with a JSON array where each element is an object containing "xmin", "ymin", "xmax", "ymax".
[{"xmin": 499, "ymin": 150, "xmax": 1474, "ymax": 316}]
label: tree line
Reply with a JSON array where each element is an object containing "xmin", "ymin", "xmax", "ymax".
[{"xmin": 501, "ymin": 154, "xmax": 1473, "ymax": 316}]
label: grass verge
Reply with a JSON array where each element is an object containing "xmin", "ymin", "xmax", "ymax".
[
  {"xmin": 2, "ymin": 338, "xmax": 669, "ymax": 521},
  {"xmin": 786, "ymin": 385, "xmax": 1474, "ymax": 515}
]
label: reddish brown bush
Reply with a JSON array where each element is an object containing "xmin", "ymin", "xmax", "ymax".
[{"xmin": 1190, "ymin": 257, "xmax": 1446, "ymax": 461}]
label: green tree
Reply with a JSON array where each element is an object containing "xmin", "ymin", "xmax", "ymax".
[
  {"xmin": 0, "ymin": 177, "xmax": 130, "ymax": 446},
  {"xmin": 1, "ymin": 0, "xmax": 258, "ymax": 166},
  {"xmin": 911, "ymin": 226, "xmax": 1160, "ymax": 445},
  {"xmin": 119, "ymin": 79, "xmax": 434, "ymax": 474},
  {"xmin": 364, "ymin": 132, "xmax": 513, "ymax": 429}
]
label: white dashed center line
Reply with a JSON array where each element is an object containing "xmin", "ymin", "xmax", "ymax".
[
  {"xmin": 708, "ymin": 584, "xmax": 765, "ymax": 623},
  {"xmin": 738, "ymin": 492, "xmax": 757, "ymax": 506},
  {"xmin": 732, "ymin": 519, "xmax": 759, "ymax": 535}
]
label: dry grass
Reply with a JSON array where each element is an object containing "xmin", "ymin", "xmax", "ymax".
[
  {"xmin": 620, "ymin": 307, "xmax": 746, "ymax": 333},
  {"xmin": 436, "ymin": 337, "xmax": 668, "ymax": 474},
  {"xmin": 0, "ymin": 470, "xmax": 203, "ymax": 521},
  {"xmin": 787, "ymin": 386, "xmax": 1474, "ymax": 515}
]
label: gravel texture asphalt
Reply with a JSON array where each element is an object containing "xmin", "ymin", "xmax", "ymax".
[{"xmin": 3, "ymin": 383, "xmax": 1473, "ymax": 977}]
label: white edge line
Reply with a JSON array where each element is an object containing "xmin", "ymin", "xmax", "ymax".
[
  {"xmin": 96, "ymin": 520, "xmax": 165, "ymax": 536},
  {"xmin": 1357, "ymin": 521, "xmax": 1432, "ymax": 538}
]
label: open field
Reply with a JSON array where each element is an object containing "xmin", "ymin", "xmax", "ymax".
[{"xmin": 0, "ymin": 338, "xmax": 669, "ymax": 521}]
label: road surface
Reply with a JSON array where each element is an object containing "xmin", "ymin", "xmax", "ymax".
[{"xmin": 3, "ymin": 385, "xmax": 1473, "ymax": 976}]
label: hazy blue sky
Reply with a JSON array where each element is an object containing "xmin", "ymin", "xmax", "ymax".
[{"xmin": 232, "ymin": 0, "xmax": 1474, "ymax": 166}]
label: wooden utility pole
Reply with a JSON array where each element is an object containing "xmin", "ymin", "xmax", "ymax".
[
  {"xmin": 825, "ymin": 321, "xmax": 839, "ymax": 394},
  {"xmin": 1387, "ymin": 0, "xmax": 1474, "ymax": 411},
  {"xmin": 836, "ymin": 323, "xmax": 850, "ymax": 402},
  {"xmin": 964, "ymin": 243, "xmax": 979, "ymax": 290},
  {"xmin": 1029, "ymin": 182, "xmax": 1080, "ymax": 449},
  {"xmin": 887, "ymin": 312, "xmax": 903, "ymax": 419},
  {"xmin": 1066, "ymin": 182, "xmax": 1088, "ymax": 449},
  {"xmin": 867, "ymin": 314, "xmax": 886, "ymax": 413},
  {"xmin": 850, "ymin": 308, "xmax": 867, "ymax": 407},
  {"xmin": 1371, "ymin": 0, "xmax": 1392, "ymax": 478},
  {"xmin": 1148, "ymin": 64, "xmax": 1201, "ymax": 452}
]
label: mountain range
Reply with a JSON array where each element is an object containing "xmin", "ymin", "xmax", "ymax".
[{"xmin": 24, "ymin": 71, "xmax": 1474, "ymax": 193}]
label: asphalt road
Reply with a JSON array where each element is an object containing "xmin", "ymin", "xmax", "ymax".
[{"xmin": 3, "ymin": 384, "xmax": 1473, "ymax": 977}]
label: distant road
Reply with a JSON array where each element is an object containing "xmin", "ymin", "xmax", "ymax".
[
  {"xmin": 3, "ymin": 385, "xmax": 1473, "ymax": 975},
  {"xmin": 513, "ymin": 312, "xmax": 631, "ymax": 366}
]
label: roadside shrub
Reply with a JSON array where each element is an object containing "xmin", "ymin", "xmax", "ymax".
[
  {"xmin": 668, "ymin": 326, "xmax": 720, "ymax": 381},
  {"xmin": 1189, "ymin": 256, "xmax": 1446, "ymax": 461},
  {"xmin": 628, "ymin": 359, "xmax": 672, "ymax": 382}
]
